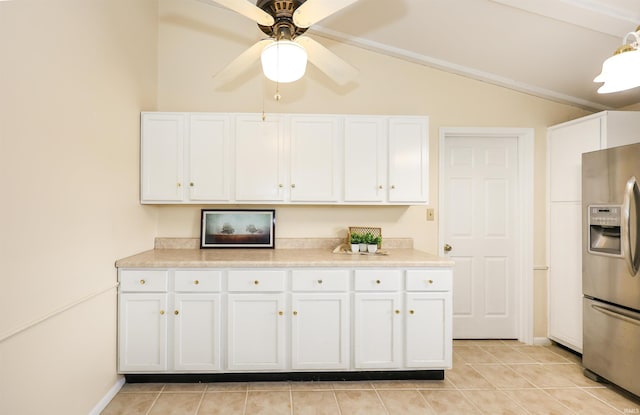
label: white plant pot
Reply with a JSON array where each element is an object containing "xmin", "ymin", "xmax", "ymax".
[
  {"xmin": 351, "ymin": 244, "xmax": 359, "ymax": 253},
  {"xmin": 359, "ymin": 243, "xmax": 368, "ymax": 252},
  {"xmin": 367, "ymin": 244, "xmax": 378, "ymax": 253}
]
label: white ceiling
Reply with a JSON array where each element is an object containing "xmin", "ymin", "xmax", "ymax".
[{"xmin": 303, "ymin": 0, "xmax": 640, "ymax": 110}]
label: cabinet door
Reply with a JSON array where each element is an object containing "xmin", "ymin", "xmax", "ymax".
[
  {"xmin": 235, "ymin": 115, "xmax": 285, "ymax": 201},
  {"xmin": 141, "ymin": 113, "xmax": 185, "ymax": 202},
  {"xmin": 405, "ymin": 293, "xmax": 452, "ymax": 368},
  {"xmin": 188, "ymin": 115, "xmax": 231, "ymax": 201},
  {"xmin": 353, "ymin": 293, "xmax": 402, "ymax": 369},
  {"xmin": 291, "ymin": 294, "xmax": 349, "ymax": 370},
  {"xmin": 173, "ymin": 293, "xmax": 221, "ymax": 371},
  {"xmin": 227, "ymin": 294, "xmax": 286, "ymax": 371},
  {"xmin": 548, "ymin": 117, "xmax": 601, "ymax": 202},
  {"xmin": 548, "ymin": 202, "xmax": 583, "ymax": 351},
  {"xmin": 388, "ymin": 117, "xmax": 428, "ymax": 203},
  {"xmin": 118, "ymin": 293, "xmax": 168, "ymax": 372},
  {"xmin": 289, "ymin": 116, "xmax": 341, "ymax": 202},
  {"xmin": 344, "ymin": 117, "xmax": 386, "ymax": 202}
]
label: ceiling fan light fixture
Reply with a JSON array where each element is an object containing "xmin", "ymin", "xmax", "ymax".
[
  {"xmin": 261, "ymin": 40, "xmax": 308, "ymax": 83},
  {"xmin": 594, "ymin": 28, "xmax": 640, "ymax": 94}
]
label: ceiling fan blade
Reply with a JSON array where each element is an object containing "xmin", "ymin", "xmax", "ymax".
[
  {"xmin": 295, "ymin": 36, "xmax": 358, "ymax": 85},
  {"xmin": 293, "ymin": 0, "xmax": 361, "ymax": 28},
  {"xmin": 213, "ymin": 39, "xmax": 273, "ymax": 84},
  {"xmin": 197, "ymin": 0, "xmax": 275, "ymax": 26}
]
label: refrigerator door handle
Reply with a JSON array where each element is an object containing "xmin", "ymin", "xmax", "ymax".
[
  {"xmin": 591, "ymin": 303, "xmax": 640, "ymax": 327},
  {"xmin": 622, "ymin": 176, "xmax": 640, "ymax": 276}
]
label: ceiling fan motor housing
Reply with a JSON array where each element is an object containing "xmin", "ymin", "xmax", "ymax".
[{"xmin": 257, "ymin": 0, "xmax": 308, "ymax": 39}]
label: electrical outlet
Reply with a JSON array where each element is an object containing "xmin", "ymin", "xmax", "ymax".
[{"xmin": 427, "ymin": 208, "xmax": 435, "ymax": 221}]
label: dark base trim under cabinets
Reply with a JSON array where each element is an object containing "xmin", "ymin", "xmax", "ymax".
[{"xmin": 124, "ymin": 370, "xmax": 445, "ymax": 383}]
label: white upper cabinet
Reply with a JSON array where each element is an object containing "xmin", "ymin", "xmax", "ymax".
[
  {"xmin": 388, "ymin": 117, "xmax": 429, "ymax": 203},
  {"xmin": 234, "ymin": 114, "xmax": 286, "ymax": 202},
  {"xmin": 141, "ymin": 112, "xmax": 429, "ymax": 205},
  {"xmin": 141, "ymin": 113, "xmax": 185, "ymax": 202},
  {"xmin": 289, "ymin": 115, "xmax": 341, "ymax": 202},
  {"xmin": 344, "ymin": 117, "xmax": 386, "ymax": 202},
  {"xmin": 188, "ymin": 114, "xmax": 231, "ymax": 202}
]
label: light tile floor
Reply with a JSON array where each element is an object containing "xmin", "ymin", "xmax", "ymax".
[{"xmin": 101, "ymin": 340, "xmax": 640, "ymax": 414}]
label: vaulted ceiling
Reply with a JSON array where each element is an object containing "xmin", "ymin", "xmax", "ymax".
[{"xmin": 199, "ymin": 0, "xmax": 640, "ymax": 111}]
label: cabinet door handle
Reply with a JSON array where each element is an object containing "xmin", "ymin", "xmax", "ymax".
[
  {"xmin": 160, "ymin": 310, "xmax": 165, "ymax": 315},
  {"xmin": 428, "ymin": 279, "xmax": 433, "ymax": 284},
  {"xmin": 194, "ymin": 280, "xmax": 200, "ymax": 285},
  {"xmin": 291, "ymin": 184, "xmax": 296, "ymax": 189},
  {"xmin": 278, "ymin": 311, "xmax": 284, "ymax": 316},
  {"xmin": 409, "ymin": 310, "xmax": 415, "ymax": 315},
  {"xmin": 293, "ymin": 311, "xmax": 298, "ymax": 316},
  {"xmin": 317, "ymin": 279, "xmax": 323, "ymax": 284},
  {"xmin": 375, "ymin": 279, "xmax": 381, "ymax": 284},
  {"xmin": 378, "ymin": 185, "xmax": 383, "ymax": 189},
  {"xmin": 189, "ymin": 182, "xmax": 194, "ymax": 187},
  {"xmin": 139, "ymin": 279, "xmax": 146, "ymax": 285},
  {"xmin": 177, "ymin": 182, "xmax": 182, "ymax": 187},
  {"xmin": 253, "ymin": 280, "xmax": 260, "ymax": 285},
  {"xmin": 395, "ymin": 310, "xmax": 400, "ymax": 314},
  {"xmin": 174, "ymin": 310, "xmax": 179, "ymax": 315},
  {"xmin": 391, "ymin": 185, "xmax": 396, "ymax": 189}
]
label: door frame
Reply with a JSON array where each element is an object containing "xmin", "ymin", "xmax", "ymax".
[{"xmin": 438, "ymin": 127, "xmax": 534, "ymax": 345}]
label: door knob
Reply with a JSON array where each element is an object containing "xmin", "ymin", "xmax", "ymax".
[{"xmin": 444, "ymin": 244, "xmax": 452, "ymax": 252}]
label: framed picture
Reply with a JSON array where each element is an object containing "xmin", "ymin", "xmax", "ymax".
[{"xmin": 200, "ymin": 209, "xmax": 275, "ymax": 249}]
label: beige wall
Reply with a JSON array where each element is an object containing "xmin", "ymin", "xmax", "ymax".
[
  {"xmin": 155, "ymin": 0, "xmax": 592, "ymax": 339},
  {"xmin": 0, "ymin": 1, "xmax": 158, "ymax": 414}
]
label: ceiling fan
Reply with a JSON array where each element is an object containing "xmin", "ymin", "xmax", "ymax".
[{"xmin": 201, "ymin": 0, "xmax": 361, "ymax": 85}]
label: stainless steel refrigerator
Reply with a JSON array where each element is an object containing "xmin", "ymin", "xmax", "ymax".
[{"xmin": 582, "ymin": 142, "xmax": 640, "ymax": 396}]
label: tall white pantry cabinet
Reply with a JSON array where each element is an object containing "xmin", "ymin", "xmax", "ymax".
[{"xmin": 547, "ymin": 111, "xmax": 640, "ymax": 352}]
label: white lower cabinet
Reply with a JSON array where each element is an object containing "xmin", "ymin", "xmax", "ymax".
[
  {"xmin": 119, "ymin": 293, "xmax": 168, "ymax": 372},
  {"xmin": 118, "ymin": 269, "xmax": 222, "ymax": 373},
  {"xmin": 354, "ymin": 292, "xmax": 403, "ymax": 369},
  {"xmin": 118, "ymin": 267, "xmax": 452, "ymax": 374},
  {"xmin": 227, "ymin": 293, "xmax": 286, "ymax": 371},
  {"xmin": 291, "ymin": 269, "xmax": 350, "ymax": 370}
]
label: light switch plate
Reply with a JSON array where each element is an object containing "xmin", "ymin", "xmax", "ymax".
[{"xmin": 427, "ymin": 208, "xmax": 435, "ymax": 221}]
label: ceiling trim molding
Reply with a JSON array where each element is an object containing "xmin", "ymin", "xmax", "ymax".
[{"xmin": 310, "ymin": 26, "xmax": 611, "ymax": 112}]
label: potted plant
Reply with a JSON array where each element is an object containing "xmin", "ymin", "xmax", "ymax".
[
  {"xmin": 364, "ymin": 233, "xmax": 381, "ymax": 253},
  {"xmin": 349, "ymin": 233, "xmax": 362, "ymax": 253}
]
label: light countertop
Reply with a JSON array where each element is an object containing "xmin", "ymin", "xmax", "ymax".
[{"xmin": 115, "ymin": 237, "xmax": 454, "ymax": 269}]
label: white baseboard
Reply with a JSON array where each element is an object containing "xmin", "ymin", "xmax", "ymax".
[
  {"xmin": 533, "ymin": 337, "xmax": 552, "ymax": 346},
  {"xmin": 88, "ymin": 376, "xmax": 125, "ymax": 415}
]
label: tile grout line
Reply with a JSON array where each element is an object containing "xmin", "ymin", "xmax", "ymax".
[
  {"xmin": 371, "ymin": 386, "xmax": 390, "ymax": 415},
  {"xmin": 193, "ymin": 390, "xmax": 206, "ymax": 415},
  {"xmin": 144, "ymin": 385, "xmax": 166, "ymax": 415}
]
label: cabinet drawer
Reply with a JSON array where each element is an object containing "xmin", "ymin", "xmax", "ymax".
[
  {"xmin": 291, "ymin": 270, "xmax": 349, "ymax": 292},
  {"xmin": 174, "ymin": 270, "xmax": 222, "ymax": 292},
  {"xmin": 228, "ymin": 270, "xmax": 286, "ymax": 292},
  {"xmin": 354, "ymin": 270, "xmax": 402, "ymax": 291},
  {"xmin": 120, "ymin": 270, "xmax": 168, "ymax": 292},
  {"xmin": 406, "ymin": 269, "xmax": 452, "ymax": 291}
]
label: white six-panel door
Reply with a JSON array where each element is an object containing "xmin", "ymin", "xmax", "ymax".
[{"xmin": 443, "ymin": 136, "xmax": 519, "ymax": 338}]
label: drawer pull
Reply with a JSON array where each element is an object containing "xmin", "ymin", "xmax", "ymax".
[
  {"xmin": 160, "ymin": 310, "xmax": 165, "ymax": 315},
  {"xmin": 376, "ymin": 279, "xmax": 381, "ymax": 284},
  {"xmin": 409, "ymin": 310, "xmax": 415, "ymax": 315},
  {"xmin": 139, "ymin": 279, "xmax": 146, "ymax": 285},
  {"xmin": 317, "ymin": 279, "xmax": 323, "ymax": 284},
  {"xmin": 395, "ymin": 309, "xmax": 400, "ymax": 314},
  {"xmin": 194, "ymin": 280, "xmax": 200, "ymax": 285},
  {"xmin": 428, "ymin": 279, "xmax": 434, "ymax": 284},
  {"xmin": 278, "ymin": 311, "xmax": 284, "ymax": 316},
  {"xmin": 174, "ymin": 310, "xmax": 179, "ymax": 315},
  {"xmin": 254, "ymin": 280, "xmax": 260, "ymax": 285},
  {"xmin": 293, "ymin": 311, "xmax": 298, "ymax": 316}
]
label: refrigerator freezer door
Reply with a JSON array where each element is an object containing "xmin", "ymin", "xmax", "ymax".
[{"xmin": 583, "ymin": 297, "xmax": 640, "ymax": 397}]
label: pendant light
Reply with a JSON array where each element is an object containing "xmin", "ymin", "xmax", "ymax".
[{"xmin": 594, "ymin": 27, "xmax": 640, "ymax": 94}]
